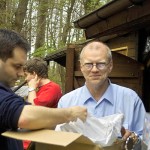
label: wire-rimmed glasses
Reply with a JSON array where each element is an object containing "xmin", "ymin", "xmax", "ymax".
[{"xmin": 82, "ymin": 62, "xmax": 110, "ymax": 70}]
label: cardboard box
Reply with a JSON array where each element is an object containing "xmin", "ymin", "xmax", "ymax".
[{"xmin": 2, "ymin": 129, "xmax": 125, "ymax": 150}]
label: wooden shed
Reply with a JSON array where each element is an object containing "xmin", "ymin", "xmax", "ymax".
[{"xmin": 45, "ymin": 0, "xmax": 150, "ymax": 111}]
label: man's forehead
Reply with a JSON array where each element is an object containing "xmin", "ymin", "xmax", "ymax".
[
  {"xmin": 12, "ymin": 47, "xmax": 27, "ymax": 58},
  {"xmin": 85, "ymin": 42, "xmax": 105, "ymax": 50},
  {"xmin": 84, "ymin": 47, "xmax": 106, "ymax": 56}
]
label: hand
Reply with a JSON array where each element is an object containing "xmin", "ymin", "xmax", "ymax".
[
  {"xmin": 121, "ymin": 127, "xmax": 131, "ymax": 140},
  {"xmin": 121, "ymin": 127, "xmax": 138, "ymax": 142},
  {"xmin": 68, "ymin": 106, "xmax": 87, "ymax": 122},
  {"xmin": 28, "ymin": 75, "xmax": 40, "ymax": 89}
]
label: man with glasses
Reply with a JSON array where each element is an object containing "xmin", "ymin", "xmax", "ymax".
[{"xmin": 58, "ymin": 41, "xmax": 145, "ymax": 148}]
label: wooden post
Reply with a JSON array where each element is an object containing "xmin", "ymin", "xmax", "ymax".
[{"xmin": 65, "ymin": 45, "xmax": 75, "ymax": 93}]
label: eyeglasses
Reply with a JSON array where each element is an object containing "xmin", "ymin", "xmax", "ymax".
[{"xmin": 82, "ymin": 62, "xmax": 109, "ymax": 70}]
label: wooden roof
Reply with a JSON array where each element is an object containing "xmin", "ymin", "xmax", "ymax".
[
  {"xmin": 44, "ymin": 49, "xmax": 66, "ymax": 67},
  {"xmin": 73, "ymin": 0, "xmax": 149, "ymax": 39}
]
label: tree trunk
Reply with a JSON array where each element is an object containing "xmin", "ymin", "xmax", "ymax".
[
  {"xmin": 12, "ymin": 0, "xmax": 29, "ymax": 32},
  {"xmin": 35, "ymin": 0, "xmax": 49, "ymax": 49},
  {"xmin": 0, "ymin": 0, "xmax": 6, "ymax": 28},
  {"xmin": 62, "ymin": 0, "xmax": 75, "ymax": 45}
]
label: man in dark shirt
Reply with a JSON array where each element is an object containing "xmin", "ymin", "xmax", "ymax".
[
  {"xmin": 0, "ymin": 29, "xmax": 87, "ymax": 150},
  {"xmin": 0, "ymin": 83, "xmax": 26, "ymax": 150}
]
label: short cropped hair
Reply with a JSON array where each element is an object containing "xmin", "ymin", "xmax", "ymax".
[
  {"xmin": 0, "ymin": 29, "xmax": 30, "ymax": 61},
  {"xmin": 23, "ymin": 57, "xmax": 48, "ymax": 78},
  {"xmin": 80, "ymin": 40, "xmax": 112, "ymax": 62}
]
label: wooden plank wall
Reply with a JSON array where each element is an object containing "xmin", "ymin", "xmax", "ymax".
[{"xmin": 106, "ymin": 32, "xmax": 138, "ymax": 60}]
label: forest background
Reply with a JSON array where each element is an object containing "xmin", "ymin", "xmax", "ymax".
[{"xmin": 0, "ymin": 0, "xmax": 111, "ymax": 92}]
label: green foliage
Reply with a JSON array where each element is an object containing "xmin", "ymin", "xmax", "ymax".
[
  {"xmin": 84, "ymin": 0, "xmax": 112, "ymax": 14},
  {"xmin": 48, "ymin": 63, "xmax": 62, "ymax": 85},
  {"xmin": 30, "ymin": 44, "xmax": 56, "ymax": 58}
]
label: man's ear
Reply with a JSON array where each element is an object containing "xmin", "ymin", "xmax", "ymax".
[
  {"xmin": 108, "ymin": 60, "xmax": 113, "ymax": 74},
  {"xmin": 80, "ymin": 64, "xmax": 83, "ymax": 72},
  {"xmin": 80, "ymin": 60, "xmax": 83, "ymax": 71}
]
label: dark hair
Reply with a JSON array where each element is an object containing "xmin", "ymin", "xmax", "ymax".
[
  {"xmin": 23, "ymin": 57, "xmax": 48, "ymax": 78},
  {"xmin": 0, "ymin": 29, "xmax": 30, "ymax": 61}
]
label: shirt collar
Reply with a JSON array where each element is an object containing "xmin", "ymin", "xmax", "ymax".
[
  {"xmin": 78, "ymin": 85, "xmax": 93, "ymax": 104},
  {"xmin": 81, "ymin": 79, "xmax": 114, "ymax": 105},
  {"xmin": 100, "ymin": 81, "xmax": 114, "ymax": 105}
]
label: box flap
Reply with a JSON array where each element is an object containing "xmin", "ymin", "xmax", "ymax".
[
  {"xmin": 75, "ymin": 135, "xmax": 98, "ymax": 146},
  {"xmin": 2, "ymin": 129, "xmax": 125, "ymax": 150},
  {"xmin": 2, "ymin": 129, "xmax": 86, "ymax": 147}
]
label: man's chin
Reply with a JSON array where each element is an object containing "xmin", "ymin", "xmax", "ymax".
[
  {"xmin": 9, "ymin": 81, "xmax": 17, "ymax": 87},
  {"xmin": 2, "ymin": 82, "xmax": 12, "ymax": 88},
  {"xmin": 0, "ymin": 77, "xmax": 16, "ymax": 87},
  {"xmin": 89, "ymin": 80, "xmax": 100, "ymax": 86}
]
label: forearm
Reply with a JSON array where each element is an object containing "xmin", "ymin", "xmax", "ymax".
[
  {"xmin": 27, "ymin": 77, "xmax": 39, "ymax": 104},
  {"xmin": 27, "ymin": 91, "xmax": 36, "ymax": 105},
  {"xmin": 18, "ymin": 105, "xmax": 71, "ymax": 130}
]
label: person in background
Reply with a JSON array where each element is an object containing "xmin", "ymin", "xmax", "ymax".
[
  {"xmin": 23, "ymin": 57, "xmax": 62, "ymax": 149},
  {"xmin": 0, "ymin": 29, "xmax": 87, "ymax": 150},
  {"xmin": 23, "ymin": 57, "xmax": 62, "ymax": 107},
  {"xmin": 58, "ymin": 41, "xmax": 146, "ymax": 148}
]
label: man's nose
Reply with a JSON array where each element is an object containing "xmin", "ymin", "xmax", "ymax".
[
  {"xmin": 91, "ymin": 64, "xmax": 99, "ymax": 71},
  {"xmin": 18, "ymin": 68, "xmax": 25, "ymax": 77}
]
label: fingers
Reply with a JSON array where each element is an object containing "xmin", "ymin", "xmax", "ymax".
[
  {"xmin": 35, "ymin": 75, "xmax": 41, "ymax": 84},
  {"xmin": 121, "ymin": 127, "xmax": 138, "ymax": 143},
  {"xmin": 69, "ymin": 106, "xmax": 87, "ymax": 122},
  {"xmin": 28, "ymin": 74, "xmax": 40, "ymax": 88},
  {"xmin": 79, "ymin": 107, "xmax": 87, "ymax": 122},
  {"xmin": 75, "ymin": 106, "xmax": 87, "ymax": 122},
  {"xmin": 121, "ymin": 126, "xmax": 126, "ymax": 137},
  {"xmin": 121, "ymin": 127, "xmax": 132, "ymax": 140},
  {"xmin": 122, "ymin": 129, "xmax": 131, "ymax": 140}
]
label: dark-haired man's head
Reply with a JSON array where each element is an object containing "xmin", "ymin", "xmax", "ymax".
[{"xmin": 0, "ymin": 29, "xmax": 30, "ymax": 87}]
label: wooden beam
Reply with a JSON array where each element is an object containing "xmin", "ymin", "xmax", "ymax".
[{"xmin": 65, "ymin": 46, "xmax": 75, "ymax": 93}]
